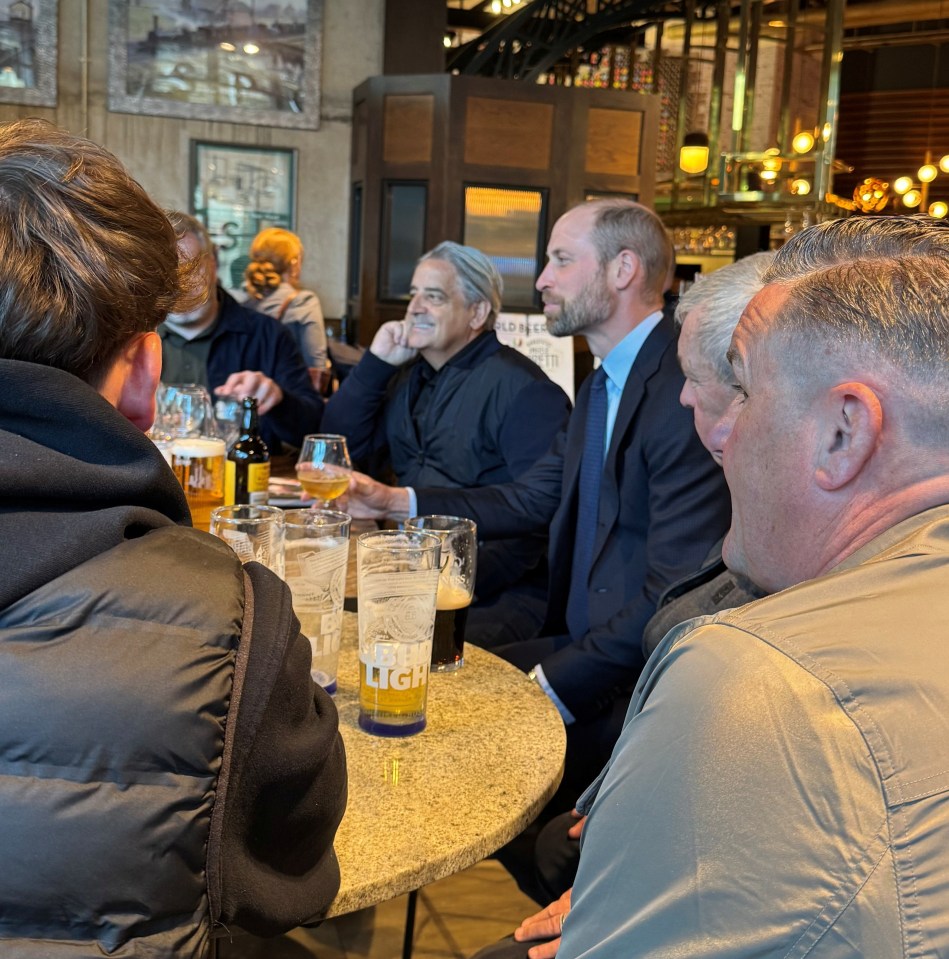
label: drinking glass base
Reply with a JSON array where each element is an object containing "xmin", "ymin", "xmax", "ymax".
[
  {"xmin": 358, "ymin": 714, "xmax": 426, "ymax": 737},
  {"xmin": 432, "ymin": 658, "xmax": 464, "ymax": 672}
]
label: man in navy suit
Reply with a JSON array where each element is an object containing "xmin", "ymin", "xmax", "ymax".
[{"xmin": 346, "ymin": 200, "xmax": 730, "ymax": 801}]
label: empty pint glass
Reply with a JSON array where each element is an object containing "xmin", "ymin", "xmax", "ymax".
[
  {"xmin": 404, "ymin": 516, "xmax": 477, "ymax": 671},
  {"xmin": 209, "ymin": 504, "xmax": 285, "ymax": 578},
  {"xmin": 357, "ymin": 530, "xmax": 441, "ymax": 736},
  {"xmin": 283, "ymin": 509, "xmax": 351, "ymax": 694}
]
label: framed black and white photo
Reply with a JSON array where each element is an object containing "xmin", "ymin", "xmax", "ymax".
[
  {"xmin": 191, "ymin": 141, "xmax": 297, "ymax": 292},
  {"xmin": 0, "ymin": 0, "xmax": 57, "ymax": 107},
  {"xmin": 108, "ymin": 0, "xmax": 323, "ymax": 130}
]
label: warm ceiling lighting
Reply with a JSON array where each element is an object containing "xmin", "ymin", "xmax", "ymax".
[
  {"xmin": 443, "ymin": 34, "xmax": 452, "ymax": 47},
  {"xmin": 790, "ymin": 178, "xmax": 811, "ymax": 196},
  {"xmin": 679, "ymin": 131, "xmax": 710, "ymax": 175},
  {"xmin": 940, "ymin": 155, "xmax": 949, "ymax": 174},
  {"xmin": 219, "ymin": 42, "xmax": 236, "ymax": 52},
  {"xmin": 490, "ymin": 0, "xmax": 501, "ymax": 12},
  {"xmin": 792, "ymin": 131, "xmax": 815, "ymax": 154},
  {"xmin": 893, "ymin": 176, "xmax": 914, "ymax": 195},
  {"xmin": 759, "ymin": 168, "xmax": 779, "ymax": 183},
  {"xmin": 903, "ymin": 189, "xmax": 923, "ymax": 208},
  {"xmin": 929, "ymin": 201, "xmax": 948, "ymax": 218},
  {"xmin": 243, "ymin": 43, "xmax": 259, "ymax": 55},
  {"xmin": 919, "ymin": 163, "xmax": 938, "ymax": 183}
]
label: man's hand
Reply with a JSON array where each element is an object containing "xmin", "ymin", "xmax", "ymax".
[
  {"xmin": 338, "ymin": 471, "xmax": 411, "ymax": 521},
  {"xmin": 513, "ymin": 888, "xmax": 572, "ymax": 959},
  {"xmin": 369, "ymin": 319, "xmax": 417, "ymax": 366},
  {"xmin": 215, "ymin": 371, "xmax": 284, "ymax": 415},
  {"xmin": 567, "ymin": 812, "xmax": 586, "ymax": 840}
]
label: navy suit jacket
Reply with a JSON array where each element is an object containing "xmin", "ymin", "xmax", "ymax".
[{"xmin": 418, "ymin": 316, "xmax": 731, "ymax": 722}]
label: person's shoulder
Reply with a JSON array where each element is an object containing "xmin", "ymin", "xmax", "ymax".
[
  {"xmin": 288, "ymin": 288, "xmax": 321, "ymax": 309},
  {"xmin": 131, "ymin": 524, "xmax": 242, "ymax": 576},
  {"xmin": 219, "ymin": 288, "xmax": 265, "ymax": 326},
  {"xmin": 485, "ymin": 340, "xmax": 565, "ymax": 388},
  {"xmin": 223, "ymin": 292, "xmax": 289, "ymax": 340}
]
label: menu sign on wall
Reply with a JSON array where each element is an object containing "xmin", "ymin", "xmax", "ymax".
[{"xmin": 495, "ymin": 313, "xmax": 575, "ymax": 403}]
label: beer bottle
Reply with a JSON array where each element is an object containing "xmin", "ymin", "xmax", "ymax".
[{"xmin": 225, "ymin": 397, "xmax": 270, "ymax": 505}]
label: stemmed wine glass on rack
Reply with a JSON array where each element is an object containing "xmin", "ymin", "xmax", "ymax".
[{"xmin": 295, "ymin": 434, "xmax": 353, "ymax": 507}]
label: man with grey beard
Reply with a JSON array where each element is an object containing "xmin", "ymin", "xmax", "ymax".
[
  {"xmin": 159, "ymin": 211, "xmax": 323, "ymax": 451},
  {"xmin": 345, "ymin": 199, "xmax": 730, "ymax": 809}
]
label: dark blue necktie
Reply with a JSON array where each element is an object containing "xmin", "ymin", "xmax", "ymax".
[{"xmin": 565, "ymin": 367, "xmax": 608, "ymax": 641}]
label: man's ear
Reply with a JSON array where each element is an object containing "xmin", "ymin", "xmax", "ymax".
[
  {"xmin": 468, "ymin": 298, "xmax": 491, "ymax": 332},
  {"xmin": 815, "ymin": 382, "xmax": 882, "ymax": 491},
  {"xmin": 612, "ymin": 249, "xmax": 641, "ymax": 291},
  {"xmin": 111, "ymin": 332, "xmax": 163, "ymax": 432}
]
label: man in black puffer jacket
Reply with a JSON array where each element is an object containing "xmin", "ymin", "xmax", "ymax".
[{"xmin": 0, "ymin": 118, "xmax": 346, "ymax": 957}]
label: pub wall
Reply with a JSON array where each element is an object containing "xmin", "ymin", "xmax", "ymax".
[{"xmin": 0, "ymin": 0, "xmax": 386, "ymax": 320}]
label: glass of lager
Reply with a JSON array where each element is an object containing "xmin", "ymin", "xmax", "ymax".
[
  {"xmin": 404, "ymin": 516, "xmax": 477, "ymax": 671},
  {"xmin": 296, "ymin": 434, "xmax": 353, "ymax": 507},
  {"xmin": 283, "ymin": 509, "xmax": 351, "ymax": 694},
  {"xmin": 209, "ymin": 504, "xmax": 286, "ymax": 577},
  {"xmin": 171, "ymin": 436, "xmax": 226, "ymax": 532},
  {"xmin": 356, "ymin": 529, "xmax": 441, "ymax": 737}
]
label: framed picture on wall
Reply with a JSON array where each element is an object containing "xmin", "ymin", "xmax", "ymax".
[
  {"xmin": 191, "ymin": 141, "xmax": 297, "ymax": 293},
  {"xmin": 0, "ymin": 0, "xmax": 57, "ymax": 107},
  {"xmin": 108, "ymin": 0, "xmax": 323, "ymax": 129}
]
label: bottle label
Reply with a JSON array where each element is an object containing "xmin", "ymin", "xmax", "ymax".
[
  {"xmin": 224, "ymin": 461, "xmax": 270, "ymax": 505},
  {"xmin": 247, "ymin": 462, "xmax": 270, "ymax": 494},
  {"xmin": 224, "ymin": 459, "xmax": 237, "ymax": 505}
]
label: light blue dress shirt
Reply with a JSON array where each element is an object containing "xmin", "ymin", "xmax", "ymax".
[{"xmin": 535, "ymin": 310, "xmax": 665, "ymax": 724}]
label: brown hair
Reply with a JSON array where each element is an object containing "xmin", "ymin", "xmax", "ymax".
[
  {"xmin": 0, "ymin": 118, "xmax": 186, "ymax": 386},
  {"xmin": 243, "ymin": 227, "xmax": 304, "ymax": 300},
  {"xmin": 585, "ymin": 199, "xmax": 674, "ymax": 300}
]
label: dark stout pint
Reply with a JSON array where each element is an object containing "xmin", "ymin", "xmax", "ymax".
[{"xmin": 432, "ymin": 580, "xmax": 470, "ymax": 671}]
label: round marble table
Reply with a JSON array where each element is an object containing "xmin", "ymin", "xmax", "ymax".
[{"xmin": 326, "ymin": 613, "xmax": 566, "ymax": 918}]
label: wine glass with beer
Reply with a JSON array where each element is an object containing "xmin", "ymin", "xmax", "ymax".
[{"xmin": 296, "ymin": 434, "xmax": 353, "ymax": 507}]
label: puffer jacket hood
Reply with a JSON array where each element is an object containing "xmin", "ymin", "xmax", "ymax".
[{"xmin": 0, "ymin": 358, "xmax": 190, "ymax": 610}]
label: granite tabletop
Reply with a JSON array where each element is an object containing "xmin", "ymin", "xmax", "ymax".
[{"xmin": 326, "ymin": 613, "xmax": 566, "ymax": 918}]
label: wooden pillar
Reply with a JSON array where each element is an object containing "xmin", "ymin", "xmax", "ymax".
[{"xmin": 384, "ymin": 0, "xmax": 446, "ymax": 74}]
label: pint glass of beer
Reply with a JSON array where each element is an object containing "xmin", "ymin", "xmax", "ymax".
[
  {"xmin": 356, "ymin": 529, "xmax": 441, "ymax": 736},
  {"xmin": 404, "ymin": 516, "xmax": 477, "ymax": 671},
  {"xmin": 171, "ymin": 436, "xmax": 226, "ymax": 532},
  {"xmin": 283, "ymin": 509, "xmax": 351, "ymax": 694},
  {"xmin": 209, "ymin": 504, "xmax": 286, "ymax": 577}
]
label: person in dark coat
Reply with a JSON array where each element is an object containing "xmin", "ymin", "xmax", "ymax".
[
  {"xmin": 323, "ymin": 241, "xmax": 571, "ymax": 646},
  {"xmin": 0, "ymin": 118, "xmax": 346, "ymax": 957},
  {"xmin": 343, "ymin": 200, "xmax": 731, "ymax": 808},
  {"xmin": 159, "ymin": 212, "xmax": 324, "ymax": 451}
]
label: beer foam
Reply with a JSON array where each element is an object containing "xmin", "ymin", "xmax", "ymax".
[
  {"xmin": 171, "ymin": 437, "xmax": 226, "ymax": 458},
  {"xmin": 436, "ymin": 579, "xmax": 471, "ymax": 610}
]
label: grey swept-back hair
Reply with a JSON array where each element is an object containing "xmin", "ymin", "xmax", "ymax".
[{"xmin": 420, "ymin": 241, "xmax": 504, "ymax": 330}]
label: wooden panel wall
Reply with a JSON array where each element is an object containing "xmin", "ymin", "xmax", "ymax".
[{"xmin": 349, "ymin": 74, "xmax": 659, "ymax": 344}]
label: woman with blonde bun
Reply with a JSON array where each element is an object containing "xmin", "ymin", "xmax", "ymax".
[{"xmin": 244, "ymin": 227, "xmax": 330, "ymax": 391}]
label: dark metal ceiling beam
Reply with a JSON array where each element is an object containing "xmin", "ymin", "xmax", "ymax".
[{"xmin": 448, "ymin": 0, "xmax": 706, "ymax": 80}]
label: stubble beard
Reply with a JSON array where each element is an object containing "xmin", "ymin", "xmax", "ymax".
[{"xmin": 545, "ymin": 273, "xmax": 613, "ymax": 338}]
